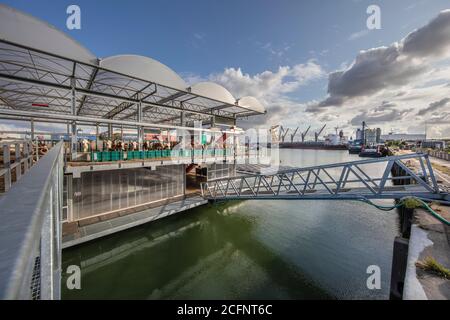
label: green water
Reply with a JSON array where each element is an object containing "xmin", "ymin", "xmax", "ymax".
[{"xmin": 62, "ymin": 149, "xmax": 400, "ymax": 299}]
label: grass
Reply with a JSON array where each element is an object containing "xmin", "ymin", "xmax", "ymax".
[
  {"xmin": 416, "ymin": 256, "xmax": 450, "ymax": 279},
  {"xmin": 403, "ymin": 198, "xmax": 423, "ymax": 209},
  {"xmin": 431, "ymin": 163, "xmax": 450, "ymax": 177}
]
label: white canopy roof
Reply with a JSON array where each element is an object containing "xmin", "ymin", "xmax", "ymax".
[
  {"xmin": 0, "ymin": 4, "xmax": 96, "ymax": 65},
  {"xmin": 190, "ymin": 82, "xmax": 236, "ymax": 105},
  {"xmin": 0, "ymin": 4, "xmax": 265, "ymax": 127},
  {"xmin": 100, "ymin": 55, "xmax": 187, "ymax": 91},
  {"xmin": 238, "ymin": 96, "xmax": 266, "ymax": 113}
]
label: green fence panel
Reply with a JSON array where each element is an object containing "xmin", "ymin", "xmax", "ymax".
[
  {"xmin": 91, "ymin": 151, "xmax": 100, "ymax": 162},
  {"xmin": 101, "ymin": 151, "xmax": 111, "ymax": 162}
]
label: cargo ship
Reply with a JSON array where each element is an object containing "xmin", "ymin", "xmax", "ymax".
[{"xmin": 279, "ymin": 142, "xmax": 348, "ymax": 150}]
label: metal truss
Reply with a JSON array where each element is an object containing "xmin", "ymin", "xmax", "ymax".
[
  {"xmin": 0, "ymin": 40, "xmax": 264, "ymax": 127},
  {"xmin": 201, "ymin": 153, "xmax": 449, "ymax": 202}
]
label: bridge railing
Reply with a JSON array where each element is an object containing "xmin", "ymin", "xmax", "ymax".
[
  {"xmin": 201, "ymin": 153, "xmax": 443, "ymax": 201},
  {"xmin": 1, "ymin": 140, "xmax": 34, "ymax": 193},
  {"xmin": 0, "ymin": 141, "xmax": 63, "ymax": 300}
]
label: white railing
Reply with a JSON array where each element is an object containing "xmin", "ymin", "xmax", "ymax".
[{"xmin": 0, "ymin": 141, "xmax": 63, "ymax": 299}]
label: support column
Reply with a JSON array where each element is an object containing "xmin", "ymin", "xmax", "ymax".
[
  {"xmin": 107, "ymin": 123, "xmax": 113, "ymax": 140},
  {"xmin": 23, "ymin": 141, "xmax": 29, "ymax": 172},
  {"xmin": 233, "ymin": 133, "xmax": 237, "ymax": 163},
  {"xmin": 2, "ymin": 144, "xmax": 11, "ymax": 192},
  {"xmin": 257, "ymin": 130, "xmax": 260, "ymax": 163},
  {"xmin": 181, "ymin": 110, "xmax": 186, "ymax": 126},
  {"xmin": 14, "ymin": 143, "xmax": 21, "ymax": 181},
  {"xmin": 30, "ymin": 118, "xmax": 38, "ymax": 161},
  {"xmin": 137, "ymin": 100, "xmax": 143, "ymax": 151},
  {"xmin": 180, "ymin": 110, "xmax": 186, "ymax": 153},
  {"xmin": 95, "ymin": 123, "xmax": 99, "ymax": 151},
  {"xmin": 30, "ymin": 119, "xmax": 35, "ymax": 141},
  {"xmin": 70, "ymin": 77, "xmax": 77, "ymax": 160}
]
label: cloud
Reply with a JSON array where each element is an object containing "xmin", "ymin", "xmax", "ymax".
[
  {"xmin": 193, "ymin": 33, "xmax": 205, "ymax": 41},
  {"xmin": 402, "ymin": 10, "xmax": 450, "ymax": 58},
  {"xmin": 259, "ymin": 42, "xmax": 292, "ymax": 58},
  {"xmin": 204, "ymin": 60, "xmax": 324, "ymax": 128},
  {"xmin": 348, "ymin": 29, "xmax": 370, "ymax": 41},
  {"xmin": 308, "ymin": 9, "xmax": 450, "ymax": 112},
  {"xmin": 350, "ymin": 102, "xmax": 413, "ymax": 126},
  {"xmin": 208, "ymin": 60, "xmax": 324, "ymax": 100},
  {"xmin": 417, "ymin": 97, "xmax": 450, "ymax": 116}
]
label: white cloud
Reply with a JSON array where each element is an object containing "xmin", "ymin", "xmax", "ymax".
[
  {"xmin": 204, "ymin": 60, "xmax": 325, "ymax": 128},
  {"xmin": 348, "ymin": 29, "xmax": 370, "ymax": 41},
  {"xmin": 302, "ymin": 9, "xmax": 450, "ymax": 138},
  {"xmin": 208, "ymin": 60, "xmax": 324, "ymax": 100}
]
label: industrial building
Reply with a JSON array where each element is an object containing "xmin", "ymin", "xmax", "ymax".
[
  {"xmin": 381, "ymin": 133, "xmax": 427, "ymax": 142},
  {"xmin": 0, "ymin": 4, "xmax": 266, "ymax": 246}
]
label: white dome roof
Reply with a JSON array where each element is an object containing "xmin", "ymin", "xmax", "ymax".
[
  {"xmin": 0, "ymin": 4, "xmax": 96, "ymax": 64},
  {"xmin": 100, "ymin": 55, "xmax": 187, "ymax": 91},
  {"xmin": 190, "ymin": 82, "xmax": 236, "ymax": 105},
  {"xmin": 238, "ymin": 96, "xmax": 265, "ymax": 113}
]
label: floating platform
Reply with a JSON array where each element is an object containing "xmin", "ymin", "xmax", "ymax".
[{"xmin": 62, "ymin": 195, "xmax": 208, "ymax": 248}]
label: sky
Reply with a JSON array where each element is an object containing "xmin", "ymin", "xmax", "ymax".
[{"xmin": 1, "ymin": 0, "xmax": 450, "ymax": 138}]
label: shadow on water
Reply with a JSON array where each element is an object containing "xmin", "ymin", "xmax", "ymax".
[{"xmin": 62, "ymin": 201, "xmax": 332, "ymax": 299}]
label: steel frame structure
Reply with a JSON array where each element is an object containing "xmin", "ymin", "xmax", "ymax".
[
  {"xmin": 0, "ymin": 39, "xmax": 264, "ymax": 126},
  {"xmin": 201, "ymin": 153, "xmax": 449, "ymax": 202}
]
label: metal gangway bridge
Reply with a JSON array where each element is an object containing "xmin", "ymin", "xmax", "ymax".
[{"xmin": 201, "ymin": 153, "xmax": 450, "ymax": 202}]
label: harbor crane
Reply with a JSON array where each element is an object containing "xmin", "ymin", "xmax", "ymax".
[
  {"xmin": 301, "ymin": 125, "xmax": 311, "ymax": 142},
  {"xmin": 290, "ymin": 127, "xmax": 300, "ymax": 143},
  {"xmin": 314, "ymin": 124, "xmax": 326, "ymax": 142},
  {"xmin": 280, "ymin": 126, "xmax": 290, "ymax": 143}
]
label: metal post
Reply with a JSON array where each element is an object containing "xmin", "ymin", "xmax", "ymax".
[
  {"xmin": 137, "ymin": 100, "xmax": 143, "ymax": 151},
  {"xmin": 30, "ymin": 119, "xmax": 35, "ymax": 142},
  {"xmin": 23, "ymin": 141, "xmax": 29, "ymax": 173},
  {"xmin": 95, "ymin": 123, "xmax": 99, "ymax": 151},
  {"xmin": 180, "ymin": 109, "xmax": 186, "ymax": 152},
  {"xmin": 14, "ymin": 143, "xmax": 21, "ymax": 181},
  {"xmin": 233, "ymin": 133, "xmax": 237, "ymax": 163},
  {"xmin": 70, "ymin": 77, "xmax": 77, "ymax": 160},
  {"xmin": 107, "ymin": 123, "xmax": 113, "ymax": 140},
  {"xmin": 181, "ymin": 110, "xmax": 185, "ymax": 126},
  {"xmin": 2, "ymin": 144, "xmax": 11, "ymax": 191},
  {"xmin": 71, "ymin": 121, "xmax": 77, "ymax": 160},
  {"xmin": 257, "ymin": 131, "xmax": 260, "ymax": 163}
]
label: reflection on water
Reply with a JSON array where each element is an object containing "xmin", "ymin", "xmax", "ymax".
[{"xmin": 62, "ymin": 149, "xmax": 400, "ymax": 300}]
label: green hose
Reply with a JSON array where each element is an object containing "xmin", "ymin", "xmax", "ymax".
[{"xmin": 360, "ymin": 197, "xmax": 450, "ymax": 226}]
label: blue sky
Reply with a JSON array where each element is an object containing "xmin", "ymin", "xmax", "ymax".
[{"xmin": 2, "ymin": 0, "xmax": 450, "ymax": 137}]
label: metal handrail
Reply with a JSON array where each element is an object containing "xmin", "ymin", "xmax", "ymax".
[
  {"xmin": 201, "ymin": 153, "xmax": 448, "ymax": 202},
  {"xmin": 0, "ymin": 141, "xmax": 63, "ymax": 299}
]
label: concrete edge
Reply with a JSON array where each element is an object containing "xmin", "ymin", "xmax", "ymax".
[{"xmin": 403, "ymin": 224, "xmax": 433, "ymax": 300}]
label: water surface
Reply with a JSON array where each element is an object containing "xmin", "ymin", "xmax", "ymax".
[{"xmin": 62, "ymin": 149, "xmax": 400, "ymax": 299}]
